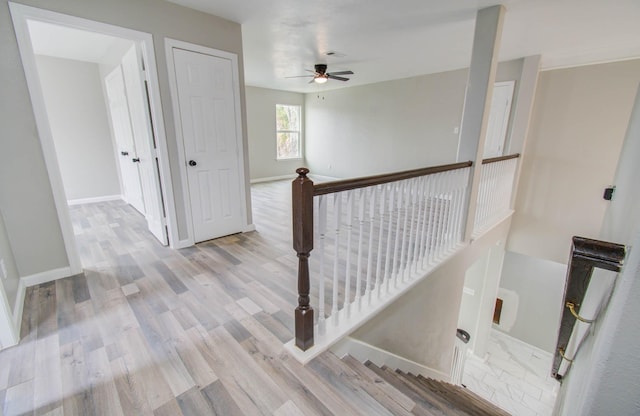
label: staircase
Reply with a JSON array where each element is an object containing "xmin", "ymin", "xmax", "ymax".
[{"xmin": 339, "ymin": 355, "xmax": 510, "ymax": 416}]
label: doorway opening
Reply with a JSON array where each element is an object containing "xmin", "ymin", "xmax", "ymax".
[{"xmin": 10, "ymin": 3, "xmax": 178, "ymax": 272}]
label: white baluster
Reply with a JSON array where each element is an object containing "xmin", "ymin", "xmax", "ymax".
[
  {"xmin": 412, "ymin": 176, "xmax": 425, "ymax": 274},
  {"xmin": 365, "ymin": 187, "xmax": 377, "ymax": 305},
  {"xmin": 317, "ymin": 195, "xmax": 327, "ymax": 335},
  {"xmin": 400, "ymin": 181, "xmax": 411, "ymax": 282},
  {"xmin": 406, "ymin": 178, "xmax": 418, "ymax": 277},
  {"xmin": 421, "ymin": 175, "xmax": 435, "ymax": 268},
  {"xmin": 344, "ymin": 191, "xmax": 354, "ymax": 319},
  {"xmin": 392, "ymin": 182, "xmax": 403, "ymax": 288},
  {"xmin": 375, "ymin": 185, "xmax": 386, "ymax": 299},
  {"xmin": 331, "ymin": 193, "xmax": 342, "ymax": 326},
  {"xmin": 355, "ymin": 188, "xmax": 365, "ymax": 312},
  {"xmin": 429, "ymin": 173, "xmax": 443, "ymax": 263},
  {"xmin": 384, "ymin": 183, "xmax": 396, "ymax": 293}
]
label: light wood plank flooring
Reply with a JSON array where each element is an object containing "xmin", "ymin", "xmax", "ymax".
[{"xmin": 0, "ymin": 181, "xmax": 440, "ymax": 416}]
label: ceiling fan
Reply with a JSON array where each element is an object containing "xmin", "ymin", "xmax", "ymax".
[{"xmin": 286, "ymin": 64, "xmax": 354, "ymax": 84}]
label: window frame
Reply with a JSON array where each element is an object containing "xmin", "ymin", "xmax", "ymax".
[{"xmin": 275, "ymin": 104, "xmax": 302, "ymax": 161}]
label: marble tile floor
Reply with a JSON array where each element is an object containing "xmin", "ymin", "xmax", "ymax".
[{"xmin": 462, "ymin": 330, "xmax": 560, "ymax": 416}]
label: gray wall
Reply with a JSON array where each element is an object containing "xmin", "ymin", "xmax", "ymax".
[
  {"xmin": 507, "ymin": 59, "xmax": 640, "ymax": 265},
  {"xmin": 35, "ymin": 55, "xmax": 121, "ymax": 201},
  {"xmin": 304, "ymin": 60, "xmax": 523, "ymax": 179},
  {"xmin": 494, "ymin": 59, "xmax": 640, "ymax": 356},
  {"xmin": 0, "ymin": 0, "xmax": 247, "ymax": 276},
  {"xmin": 555, "ymin": 84, "xmax": 640, "ymax": 416},
  {"xmin": 495, "ymin": 251, "xmax": 566, "ymax": 353},
  {"xmin": 246, "ymin": 86, "xmax": 305, "ymax": 180}
]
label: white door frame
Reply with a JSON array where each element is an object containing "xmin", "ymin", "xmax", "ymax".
[
  {"xmin": 165, "ymin": 38, "xmax": 251, "ymax": 246},
  {"xmin": 9, "ymin": 3, "xmax": 181, "ymax": 274}
]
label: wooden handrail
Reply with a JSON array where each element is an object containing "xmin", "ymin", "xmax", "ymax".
[
  {"xmin": 481, "ymin": 153, "xmax": 520, "ymax": 164},
  {"xmin": 552, "ymin": 236, "xmax": 626, "ymax": 380},
  {"xmin": 313, "ymin": 161, "xmax": 473, "ymax": 196}
]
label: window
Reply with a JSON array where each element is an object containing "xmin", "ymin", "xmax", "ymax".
[{"xmin": 276, "ymin": 104, "xmax": 301, "ymax": 160}]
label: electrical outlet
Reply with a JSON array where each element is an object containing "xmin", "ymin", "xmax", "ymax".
[{"xmin": 0, "ymin": 258, "xmax": 6, "ymax": 279}]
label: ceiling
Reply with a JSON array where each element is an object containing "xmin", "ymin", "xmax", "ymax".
[
  {"xmin": 27, "ymin": 1, "xmax": 640, "ymax": 93},
  {"xmin": 166, "ymin": 0, "xmax": 640, "ymax": 93}
]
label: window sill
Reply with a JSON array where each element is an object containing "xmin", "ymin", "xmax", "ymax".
[{"xmin": 276, "ymin": 158, "xmax": 303, "ymax": 162}]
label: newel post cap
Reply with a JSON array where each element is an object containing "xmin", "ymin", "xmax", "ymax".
[{"xmin": 296, "ymin": 167, "xmax": 310, "ymax": 177}]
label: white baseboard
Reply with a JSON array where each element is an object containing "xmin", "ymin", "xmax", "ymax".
[
  {"xmin": 332, "ymin": 336, "xmax": 452, "ymax": 382},
  {"xmin": 67, "ymin": 194, "xmax": 122, "ymax": 206},
  {"xmin": 243, "ymin": 224, "xmax": 256, "ymax": 232},
  {"xmin": 308, "ymin": 174, "xmax": 342, "ymax": 183},
  {"xmin": 11, "ymin": 267, "xmax": 74, "ymax": 340},
  {"xmin": 250, "ymin": 174, "xmax": 296, "ymax": 184},
  {"xmin": 490, "ymin": 328, "xmax": 554, "ymax": 359},
  {"xmin": 21, "ymin": 266, "xmax": 73, "ymax": 288}
]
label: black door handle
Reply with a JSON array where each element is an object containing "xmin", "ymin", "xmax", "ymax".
[
  {"xmin": 132, "ymin": 158, "xmax": 140, "ymax": 163},
  {"xmin": 188, "ymin": 160, "xmax": 197, "ymax": 167},
  {"xmin": 121, "ymin": 151, "xmax": 129, "ymax": 156}
]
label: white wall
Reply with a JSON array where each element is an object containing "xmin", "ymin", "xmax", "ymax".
[
  {"xmin": 495, "ymin": 251, "xmax": 566, "ymax": 353},
  {"xmin": 457, "ymin": 242, "xmax": 506, "ymax": 358},
  {"xmin": 304, "ymin": 60, "xmax": 523, "ymax": 179},
  {"xmin": 0, "ymin": 0, "xmax": 246, "ymax": 276},
  {"xmin": 35, "ymin": 55, "xmax": 120, "ymax": 201},
  {"xmin": 246, "ymin": 86, "xmax": 305, "ymax": 180},
  {"xmin": 507, "ymin": 59, "xmax": 640, "ymax": 265}
]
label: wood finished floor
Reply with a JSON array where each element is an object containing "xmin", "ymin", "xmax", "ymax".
[{"xmin": 0, "ymin": 180, "xmax": 449, "ymax": 416}]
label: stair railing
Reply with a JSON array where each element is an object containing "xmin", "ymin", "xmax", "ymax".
[
  {"xmin": 292, "ymin": 161, "xmax": 473, "ymax": 352},
  {"xmin": 552, "ymin": 236, "xmax": 626, "ymax": 379},
  {"xmin": 473, "ymin": 154, "xmax": 520, "ymax": 234}
]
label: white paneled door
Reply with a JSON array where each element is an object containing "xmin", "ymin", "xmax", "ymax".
[
  {"xmin": 121, "ymin": 46, "xmax": 168, "ymax": 245},
  {"xmin": 483, "ymin": 81, "xmax": 515, "ymax": 158},
  {"xmin": 172, "ymin": 47, "xmax": 245, "ymax": 243},
  {"xmin": 104, "ymin": 66, "xmax": 146, "ymax": 215}
]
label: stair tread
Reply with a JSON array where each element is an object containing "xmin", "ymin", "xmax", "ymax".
[
  {"xmin": 416, "ymin": 375, "xmax": 511, "ymax": 416},
  {"xmin": 342, "ymin": 355, "xmax": 417, "ymax": 414},
  {"xmin": 407, "ymin": 375, "xmax": 499, "ymax": 416},
  {"xmin": 364, "ymin": 359, "xmax": 510, "ymax": 416}
]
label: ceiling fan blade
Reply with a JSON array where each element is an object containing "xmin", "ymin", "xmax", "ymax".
[
  {"xmin": 328, "ymin": 75, "xmax": 350, "ymax": 81},
  {"xmin": 327, "ymin": 70, "xmax": 354, "ymax": 76},
  {"xmin": 285, "ymin": 75, "xmax": 314, "ymax": 78}
]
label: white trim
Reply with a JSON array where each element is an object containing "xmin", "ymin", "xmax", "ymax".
[
  {"xmin": 8, "ymin": 3, "xmax": 180, "ymax": 262},
  {"xmin": 67, "ymin": 195, "xmax": 122, "ymax": 206},
  {"xmin": 540, "ymin": 54, "xmax": 640, "ymax": 72},
  {"xmin": 9, "ymin": 3, "xmax": 83, "ymax": 275},
  {"xmin": 165, "ymin": 38, "xmax": 251, "ymax": 245},
  {"xmin": 490, "ymin": 328, "xmax": 554, "ymax": 360},
  {"xmin": 21, "ymin": 266, "xmax": 73, "ymax": 288},
  {"xmin": 250, "ymin": 174, "xmax": 296, "ymax": 184},
  {"xmin": 308, "ymin": 174, "xmax": 342, "ymax": 183},
  {"xmin": 332, "ymin": 336, "xmax": 452, "ymax": 382},
  {"xmin": 0, "ymin": 280, "xmax": 19, "ymax": 349},
  {"xmin": 12, "ymin": 279, "xmax": 26, "ymax": 334}
]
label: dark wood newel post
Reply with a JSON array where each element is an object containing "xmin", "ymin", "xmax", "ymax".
[{"xmin": 292, "ymin": 167, "xmax": 314, "ymax": 350}]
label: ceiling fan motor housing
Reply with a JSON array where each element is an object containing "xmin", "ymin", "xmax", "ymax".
[{"xmin": 314, "ymin": 64, "xmax": 328, "ymax": 74}]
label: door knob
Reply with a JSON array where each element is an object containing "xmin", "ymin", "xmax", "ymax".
[
  {"xmin": 188, "ymin": 160, "xmax": 197, "ymax": 167},
  {"xmin": 132, "ymin": 158, "xmax": 140, "ymax": 163},
  {"xmin": 121, "ymin": 151, "xmax": 129, "ymax": 156}
]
